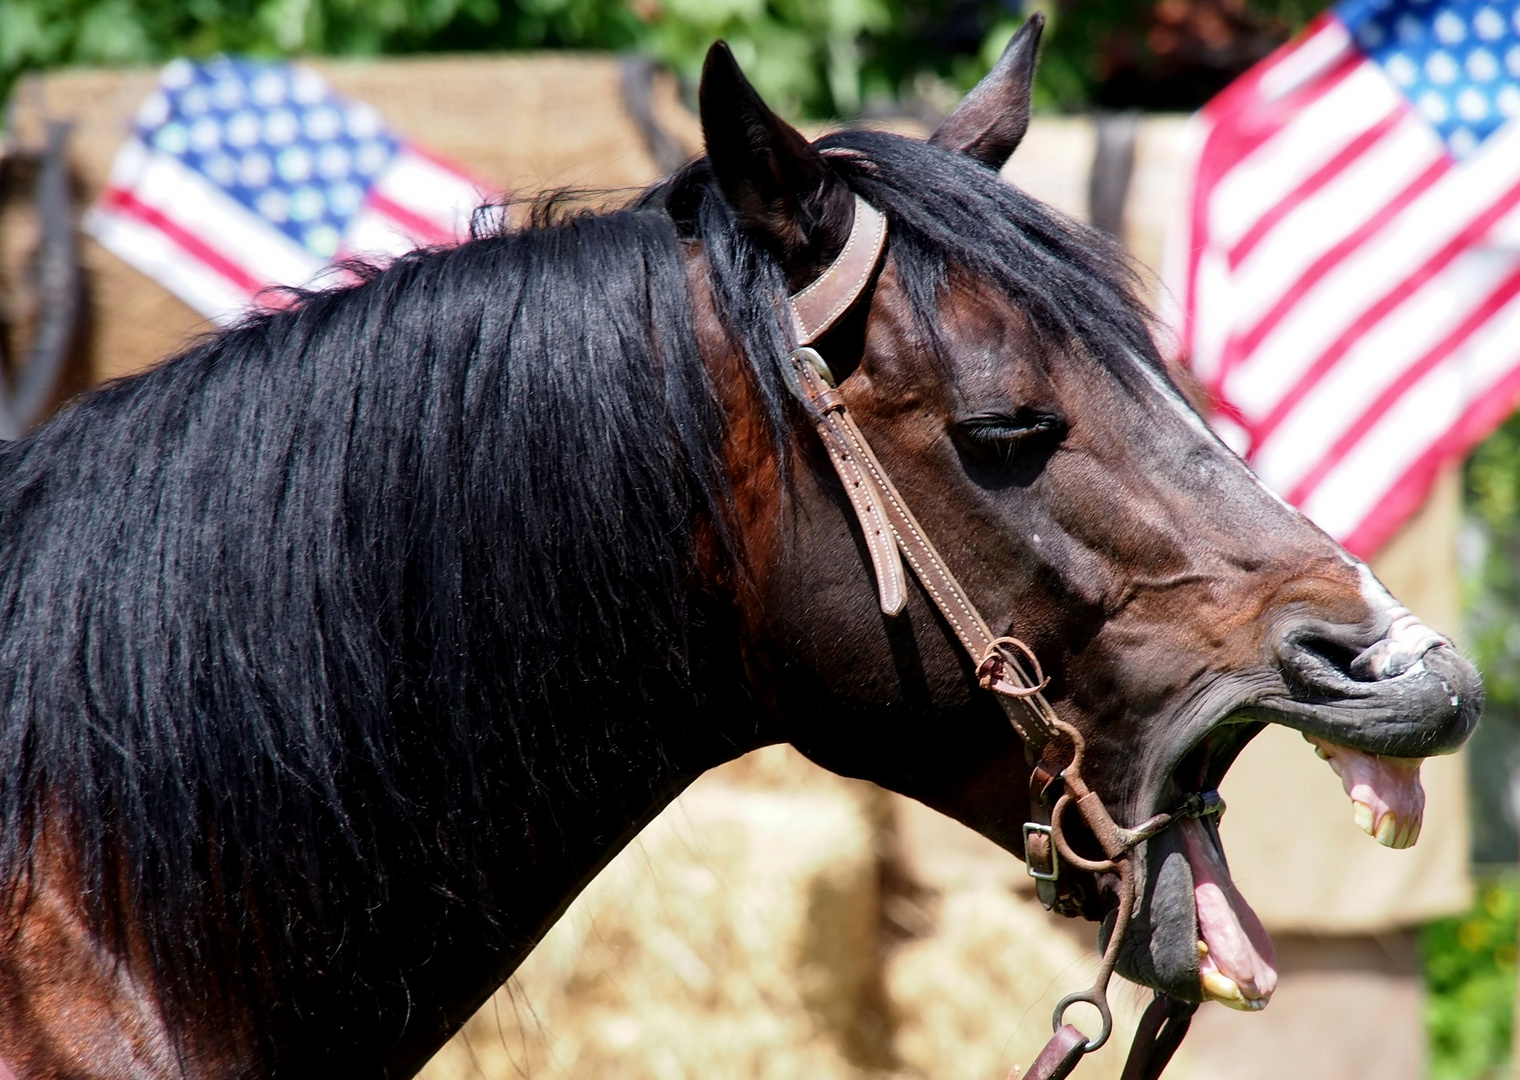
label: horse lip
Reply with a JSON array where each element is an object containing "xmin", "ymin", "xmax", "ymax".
[
  {"xmin": 1141, "ymin": 641, "xmax": 1480, "ymax": 793},
  {"xmin": 1241, "ymin": 642, "xmax": 1481, "ymax": 759}
]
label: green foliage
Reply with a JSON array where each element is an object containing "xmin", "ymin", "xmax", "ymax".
[
  {"xmin": 1, "ymin": 0, "xmax": 1334, "ymax": 125},
  {"xmin": 1016, "ymin": 0, "xmax": 1326, "ymax": 111},
  {"xmin": 1467, "ymin": 410, "xmax": 1520, "ymax": 710},
  {"xmin": 0, "ymin": 0, "xmax": 646, "ymax": 111},
  {"xmin": 1423, "ymin": 871, "xmax": 1519, "ymax": 1080}
]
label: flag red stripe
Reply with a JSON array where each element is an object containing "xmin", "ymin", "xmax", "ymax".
[
  {"xmin": 1284, "ymin": 264, "xmax": 1520, "ymax": 506},
  {"xmin": 1216, "ymin": 154, "xmax": 1449, "ymax": 395},
  {"xmin": 1341, "ymin": 357, "xmax": 1520, "ymax": 557},
  {"xmin": 367, "ymin": 193, "xmax": 455, "ymax": 246},
  {"xmin": 100, "ymin": 186, "xmax": 264, "ymax": 294},
  {"xmin": 1226, "ymin": 109, "xmax": 1402, "ymax": 270},
  {"xmin": 1247, "ymin": 178, "xmax": 1520, "ymax": 447},
  {"xmin": 1182, "ymin": 41, "xmax": 1363, "ymax": 357}
]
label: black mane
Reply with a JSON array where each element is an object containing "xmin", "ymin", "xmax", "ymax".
[{"xmin": 0, "ymin": 130, "xmax": 1155, "ymax": 1059}]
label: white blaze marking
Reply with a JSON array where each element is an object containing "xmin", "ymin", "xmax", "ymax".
[{"xmin": 1354, "ymin": 564, "xmax": 1450, "ymax": 678}]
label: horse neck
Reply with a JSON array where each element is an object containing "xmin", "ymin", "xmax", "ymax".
[{"xmin": 0, "ymin": 252, "xmax": 778, "ymax": 1071}]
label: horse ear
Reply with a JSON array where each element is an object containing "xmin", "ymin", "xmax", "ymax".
[
  {"xmin": 699, "ymin": 41, "xmax": 853, "ymax": 288},
  {"xmin": 929, "ymin": 13, "xmax": 1044, "ymax": 169}
]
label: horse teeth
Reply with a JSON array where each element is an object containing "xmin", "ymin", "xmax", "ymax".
[
  {"xmin": 1201, "ymin": 971, "xmax": 1248, "ymax": 1009},
  {"xmin": 1352, "ymin": 800, "xmax": 1375, "ymax": 837},
  {"xmin": 1374, "ymin": 814, "xmax": 1398, "ymax": 847},
  {"xmin": 1197, "ymin": 940, "xmax": 1209, "ymax": 957},
  {"xmin": 1391, "ymin": 815, "xmax": 1422, "ymax": 849}
]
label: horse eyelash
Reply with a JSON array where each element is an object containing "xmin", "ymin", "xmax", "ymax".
[{"xmin": 957, "ymin": 413, "xmax": 1063, "ymax": 451}]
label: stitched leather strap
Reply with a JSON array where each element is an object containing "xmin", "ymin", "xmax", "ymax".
[
  {"xmin": 793, "ymin": 353, "xmax": 908, "ymax": 616},
  {"xmin": 789, "ymin": 195, "xmax": 888, "ymax": 345},
  {"xmin": 782, "ymin": 198, "xmax": 1188, "ymax": 1080},
  {"xmin": 785, "ymin": 347, "xmax": 1059, "ymax": 750}
]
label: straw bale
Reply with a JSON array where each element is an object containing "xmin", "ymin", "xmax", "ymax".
[
  {"xmin": 420, "ymin": 758, "xmax": 891, "ymax": 1080},
  {"xmin": 421, "ymin": 744, "xmax": 1187, "ymax": 1080},
  {"xmin": 884, "ymin": 885, "xmax": 1175, "ymax": 1080}
]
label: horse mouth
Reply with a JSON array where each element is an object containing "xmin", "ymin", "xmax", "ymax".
[
  {"xmin": 1121, "ymin": 636, "xmax": 1478, "ymax": 1008},
  {"xmin": 1180, "ymin": 814, "xmax": 1276, "ymax": 1009},
  {"xmin": 1160, "ymin": 719, "xmax": 1278, "ymax": 1010}
]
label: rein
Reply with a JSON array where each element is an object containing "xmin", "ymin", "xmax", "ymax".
[{"xmin": 782, "ymin": 193, "xmax": 1215, "ymax": 1080}]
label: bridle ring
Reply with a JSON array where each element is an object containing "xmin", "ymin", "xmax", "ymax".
[{"xmin": 978, "ymin": 635, "xmax": 1049, "ymax": 698}]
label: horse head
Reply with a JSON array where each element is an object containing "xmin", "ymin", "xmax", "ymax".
[{"xmin": 682, "ymin": 18, "xmax": 1481, "ymax": 1016}]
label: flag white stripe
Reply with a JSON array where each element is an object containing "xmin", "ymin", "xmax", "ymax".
[
  {"xmin": 1301, "ymin": 287, "xmax": 1520, "ymax": 533},
  {"xmin": 342, "ymin": 208, "xmax": 425, "ymax": 261},
  {"xmin": 1188, "ymin": 249, "xmax": 1237, "ymax": 387},
  {"xmin": 85, "ymin": 207, "xmax": 252, "ymax": 323},
  {"xmin": 1224, "ymin": 118, "xmax": 1520, "ymax": 415},
  {"xmin": 1251, "ymin": 213, "xmax": 1520, "ymax": 491},
  {"xmin": 1207, "ymin": 63, "xmax": 1399, "ymax": 246},
  {"xmin": 1257, "ymin": 18, "xmax": 1353, "ymax": 103},
  {"xmin": 371, "ymin": 152, "xmax": 482, "ymax": 237},
  {"xmin": 1230, "ymin": 116, "xmax": 1445, "ymax": 328}
]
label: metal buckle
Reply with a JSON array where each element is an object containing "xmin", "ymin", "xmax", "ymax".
[
  {"xmin": 1023, "ymin": 821, "xmax": 1059, "ymax": 881},
  {"xmin": 793, "ymin": 345, "xmax": 837, "ymax": 387}
]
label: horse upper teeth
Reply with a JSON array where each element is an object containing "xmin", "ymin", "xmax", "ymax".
[
  {"xmin": 1197, "ymin": 940, "xmax": 1209, "ymax": 956},
  {"xmin": 1352, "ymin": 800, "xmax": 1375, "ymax": 836},
  {"xmin": 1374, "ymin": 814, "xmax": 1398, "ymax": 847}
]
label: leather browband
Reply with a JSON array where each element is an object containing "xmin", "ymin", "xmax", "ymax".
[{"xmin": 789, "ymin": 195, "xmax": 888, "ymax": 346}]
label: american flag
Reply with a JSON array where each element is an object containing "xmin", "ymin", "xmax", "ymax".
[
  {"xmin": 87, "ymin": 57, "xmax": 486, "ymax": 324},
  {"xmin": 1166, "ymin": 0, "xmax": 1520, "ymax": 557}
]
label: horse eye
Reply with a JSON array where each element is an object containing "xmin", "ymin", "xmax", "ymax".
[{"xmin": 954, "ymin": 412, "xmax": 1065, "ymax": 462}]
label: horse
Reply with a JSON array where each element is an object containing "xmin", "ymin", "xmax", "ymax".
[{"xmin": 0, "ymin": 17, "xmax": 1480, "ymax": 1078}]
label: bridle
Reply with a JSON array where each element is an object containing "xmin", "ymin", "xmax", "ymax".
[{"xmin": 781, "ymin": 192, "xmax": 1222, "ymax": 1080}]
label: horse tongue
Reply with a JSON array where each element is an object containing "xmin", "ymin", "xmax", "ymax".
[
  {"xmin": 1305, "ymin": 735, "xmax": 1426, "ymax": 849},
  {"xmin": 1179, "ymin": 816, "xmax": 1277, "ymax": 1011}
]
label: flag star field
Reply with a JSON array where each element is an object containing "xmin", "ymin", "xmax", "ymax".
[
  {"xmin": 88, "ymin": 57, "xmax": 484, "ymax": 324},
  {"xmin": 137, "ymin": 57, "xmax": 401, "ymax": 259},
  {"xmin": 1343, "ymin": 0, "xmax": 1520, "ymax": 157}
]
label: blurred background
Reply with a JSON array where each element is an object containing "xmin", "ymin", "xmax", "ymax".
[{"xmin": 2, "ymin": 1, "xmax": 1517, "ymax": 1078}]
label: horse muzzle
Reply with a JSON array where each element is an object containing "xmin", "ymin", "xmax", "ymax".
[
  {"xmin": 1115, "ymin": 604, "xmax": 1481, "ymax": 1009},
  {"xmin": 1262, "ymin": 611, "xmax": 1480, "ymax": 754}
]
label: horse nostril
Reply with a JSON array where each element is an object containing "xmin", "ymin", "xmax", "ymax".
[
  {"xmin": 1279, "ymin": 624, "xmax": 1367, "ymax": 686},
  {"xmin": 1278, "ymin": 611, "xmax": 1451, "ymax": 687}
]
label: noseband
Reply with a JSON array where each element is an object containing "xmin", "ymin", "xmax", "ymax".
[{"xmin": 782, "ymin": 193, "xmax": 1217, "ymax": 1080}]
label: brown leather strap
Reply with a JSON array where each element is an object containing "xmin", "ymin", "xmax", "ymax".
[
  {"xmin": 785, "ymin": 346, "xmax": 1059, "ymax": 750},
  {"xmin": 789, "ymin": 195, "xmax": 888, "ymax": 345},
  {"xmin": 1015, "ymin": 1025, "xmax": 1091, "ymax": 1080},
  {"xmin": 791, "ymin": 351, "xmax": 907, "ymax": 615},
  {"xmin": 1119, "ymin": 995, "xmax": 1197, "ymax": 1080}
]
